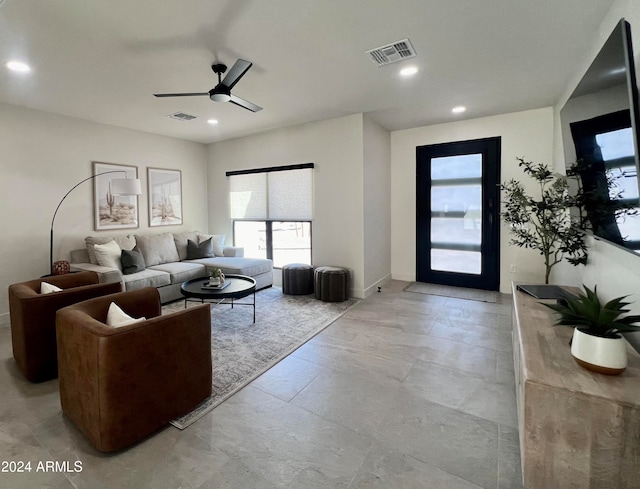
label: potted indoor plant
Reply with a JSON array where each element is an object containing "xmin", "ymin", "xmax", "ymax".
[
  {"xmin": 544, "ymin": 285, "xmax": 640, "ymax": 375},
  {"xmin": 209, "ymin": 267, "xmax": 225, "ymax": 285},
  {"xmin": 500, "ymin": 157, "xmax": 588, "ymax": 283}
]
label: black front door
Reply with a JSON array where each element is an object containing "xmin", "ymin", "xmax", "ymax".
[{"xmin": 416, "ymin": 137, "xmax": 501, "ymax": 290}]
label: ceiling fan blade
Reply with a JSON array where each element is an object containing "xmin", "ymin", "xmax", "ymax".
[
  {"xmin": 222, "ymin": 59, "xmax": 252, "ymax": 90},
  {"xmin": 229, "ymin": 94, "xmax": 263, "ymax": 112},
  {"xmin": 153, "ymin": 92, "xmax": 210, "ymax": 97}
]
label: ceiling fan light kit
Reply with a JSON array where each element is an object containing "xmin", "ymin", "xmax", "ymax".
[
  {"xmin": 211, "ymin": 92, "xmax": 231, "ymax": 102},
  {"xmin": 154, "ymin": 59, "xmax": 262, "ymax": 112}
]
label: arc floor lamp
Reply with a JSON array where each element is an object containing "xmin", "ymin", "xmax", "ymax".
[{"xmin": 49, "ymin": 171, "xmax": 142, "ymax": 275}]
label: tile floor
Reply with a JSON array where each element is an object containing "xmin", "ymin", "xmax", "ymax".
[{"xmin": 0, "ymin": 280, "xmax": 522, "ymax": 489}]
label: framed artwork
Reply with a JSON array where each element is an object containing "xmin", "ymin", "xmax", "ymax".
[
  {"xmin": 93, "ymin": 162, "xmax": 139, "ymax": 231},
  {"xmin": 148, "ymin": 167, "xmax": 183, "ymax": 226}
]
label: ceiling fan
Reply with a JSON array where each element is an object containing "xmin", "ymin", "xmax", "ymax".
[{"xmin": 154, "ymin": 59, "xmax": 262, "ymax": 112}]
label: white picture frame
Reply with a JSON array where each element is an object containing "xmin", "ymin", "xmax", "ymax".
[
  {"xmin": 148, "ymin": 167, "xmax": 183, "ymax": 227},
  {"xmin": 93, "ymin": 161, "xmax": 139, "ymax": 231}
]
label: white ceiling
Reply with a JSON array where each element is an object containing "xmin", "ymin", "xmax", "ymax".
[{"xmin": 0, "ymin": 0, "xmax": 615, "ymax": 144}]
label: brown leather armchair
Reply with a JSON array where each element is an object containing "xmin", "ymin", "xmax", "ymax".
[
  {"xmin": 56, "ymin": 287, "xmax": 212, "ymax": 452},
  {"xmin": 8, "ymin": 271, "xmax": 122, "ymax": 382}
]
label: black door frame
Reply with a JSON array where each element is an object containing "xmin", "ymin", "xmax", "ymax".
[{"xmin": 416, "ymin": 137, "xmax": 501, "ymax": 290}]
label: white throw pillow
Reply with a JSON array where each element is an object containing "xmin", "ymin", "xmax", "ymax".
[
  {"xmin": 94, "ymin": 240, "xmax": 123, "ymax": 271},
  {"xmin": 40, "ymin": 282, "xmax": 63, "ymax": 294},
  {"xmin": 106, "ymin": 302, "xmax": 146, "ymax": 328}
]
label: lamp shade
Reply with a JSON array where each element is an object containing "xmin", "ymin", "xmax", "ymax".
[{"xmin": 111, "ymin": 178, "xmax": 142, "ymax": 196}]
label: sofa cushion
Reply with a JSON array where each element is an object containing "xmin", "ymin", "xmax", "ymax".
[
  {"xmin": 86, "ymin": 235, "xmax": 136, "ymax": 265},
  {"xmin": 147, "ymin": 262, "xmax": 207, "ymax": 285},
  {"xmin": 69, "ymin": 262, "xmax": 123, "ymax": 285},
  {"xmin": 123, "ymin": 268, "xmax": 171, "ymax": 291},
  {"xmin": 173, "ymin": 231, "xmax": 200, "ymax": 261},
  {"xmin": 94, "ymin": 240, "xmax": 123, "ymax": 272},
  {"xmin": 198, "ymin": 233, "xmax": 225, "ymax": 256},
  {"xmin": 187, "ymin": 257, "xmax": 273, "ymax": 277},
  {"xmin": 187, "ymin": 238, "xmax": 213, "ymax": 259},
  {"xmin": 135, "ymin": 232, "xmax": 180, "ymax": 267},
  {"xmin": 121, "ymin": 247, "xmax": 146, "ymax": 275}
]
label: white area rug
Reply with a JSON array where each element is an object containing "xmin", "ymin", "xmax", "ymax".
[{"xmin": 164, "ymin": 286, "xmax": 358, "ymax": 429}]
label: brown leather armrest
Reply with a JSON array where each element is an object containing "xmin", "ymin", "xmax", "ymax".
[
  {"xmin": 10, "ymin": 271, "xmax": 102, "ymax": 298},
  {"xmin": 60, "ymin": 287, "xmax": 161, "ymax": 325},
  {"xmin": 12, "ymin": 281, "xmax": 123, "ymax": 335}
]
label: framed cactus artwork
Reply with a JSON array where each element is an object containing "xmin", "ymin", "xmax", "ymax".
[
  {"xmin": 92, "ymin": 161, "xmax": 140, "ymax": 231},
  {"xmin": 148, "ymin": 167, "xmax": 183, "ymax": 227}
]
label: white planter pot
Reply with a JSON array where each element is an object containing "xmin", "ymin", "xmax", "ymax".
[{"xmin": 570, "ymin": 327, "xmax": 627, "ymax": 375}]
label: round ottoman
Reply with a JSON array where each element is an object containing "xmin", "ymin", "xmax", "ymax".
[
  {"xmin": 314, "ymin": 266, "xmax": 350, "ymax": 302},
  {"xmin": 282, "ymin": 263, "xmax": 314, "ymax": 295}
]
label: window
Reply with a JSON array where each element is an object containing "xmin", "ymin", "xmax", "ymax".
[
  {"xmin": 233, "ymin": 220, "xmax": 312, "ymax": 268},
  {"xmin": 233, "ymin": 221, "xmax": 267, "ymax": 259},
  {"xmin": 228, "ymin": 164, "xmax": 313, "ymax": 268}
]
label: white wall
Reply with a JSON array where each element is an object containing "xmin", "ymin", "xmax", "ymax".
[
  {"xmin": 207, "ymin": 114, "xmax": 371, "ymax": 297},
  {"xmin": 390, "ymin": 107, "xmax": 555, "ymax": 293},
  {"xmin": 0, "ymin": 102, "xmax": 208, "ymax": 324},
  {"xmin": 363, "ymin": 115, "xmax": 392, "ymax": 295},
  {"xmin": 551, "ymin": 0, "xmax": 640, "ymax": 316}
]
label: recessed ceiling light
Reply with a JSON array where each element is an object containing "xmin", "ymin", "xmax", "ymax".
[
  {"xmin": 400, "ymin": 66, "xmax": 418, "ymax": 77},
  {"xmin": 452, "ymin": 106, "xmax": 466, "ymax": 114},
  {"xmin": 207, "ymin": 119, "xmax": 219, "ymax": 125},
  {"xmin": 6, "ymin": 60, "xmax": 31, "ymax": 73}
]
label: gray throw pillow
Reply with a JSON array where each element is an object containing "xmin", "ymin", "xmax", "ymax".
[
  {"xmin": 173, "ymin": 231, "xmax": 200, "ymax": 261},
  {"xmin": 187, "ymin": 238, "xmax": 213, "ymax": 259},
  {"xmin": 121, "ymin": 247, "xmax": 146, "ymax": 275},
  {"xmin": 135, "ymin": 232, "xmax": 180, "ymax": 267}
]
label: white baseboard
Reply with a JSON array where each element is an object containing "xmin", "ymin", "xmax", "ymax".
[
  {"xmin": 0, "ymin": 311, "xmax": 9, "ymax": 328},
  {"xmin": 391, "ymin": 272, "xmax": 415, "ymax": 283},
  {"xmin": 363, "ymin": 274, "xmax": 393, "ymax": 298}
]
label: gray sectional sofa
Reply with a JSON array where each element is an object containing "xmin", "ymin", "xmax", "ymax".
[{"xmin": 69, "ymin": 231, "xmax": 273, "ymax": 303}]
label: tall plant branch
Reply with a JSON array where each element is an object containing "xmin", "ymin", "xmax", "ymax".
[{"xmin": 500, "ymin": 157, "xmax": 588, "ymax": 284}]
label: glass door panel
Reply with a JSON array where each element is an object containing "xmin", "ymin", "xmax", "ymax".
[{"xmin": 430, "ymin": 154, "xmax": 483, "ymax": 274}]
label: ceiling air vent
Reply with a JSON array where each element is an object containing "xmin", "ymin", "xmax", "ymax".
[
  {"xmin": 167, "ymin": 112, "xmax": 197, "ymax": 121},
  {"xmin": 366, "ymin": 39, "xmax": 416, "ymax": 66}
]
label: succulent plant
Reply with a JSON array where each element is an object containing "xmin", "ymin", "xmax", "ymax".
[{"xmin": 544, "ymin": 285, "xmax": 640, "ymax": 338}]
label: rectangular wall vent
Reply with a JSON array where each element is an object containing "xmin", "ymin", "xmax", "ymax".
[
  {"xmin": 366, "ymin": 39, "xmax": 416, "ymax": 66},
  {"xmin": 167, "ymin": 112, "xmax": 197, "ymax": 121}
]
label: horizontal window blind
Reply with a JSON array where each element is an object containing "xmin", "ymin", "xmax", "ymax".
[{"xmin": 229, "ymin": 165, "xmax": 313, "ymax": 220}]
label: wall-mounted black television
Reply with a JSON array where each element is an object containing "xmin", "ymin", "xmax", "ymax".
[{"xmin": 560, "ymin": 18, "xmax": 640, "ymax": 254}]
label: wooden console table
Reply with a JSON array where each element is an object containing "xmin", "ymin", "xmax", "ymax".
[{"xmin": 512, "ymin": 283, "xmax": 640, "ymax": 489}]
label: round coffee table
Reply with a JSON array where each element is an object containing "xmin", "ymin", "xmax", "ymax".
[{"xmin": 181, "ymin": 274, "xmax": 257, "ymax": 323}]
